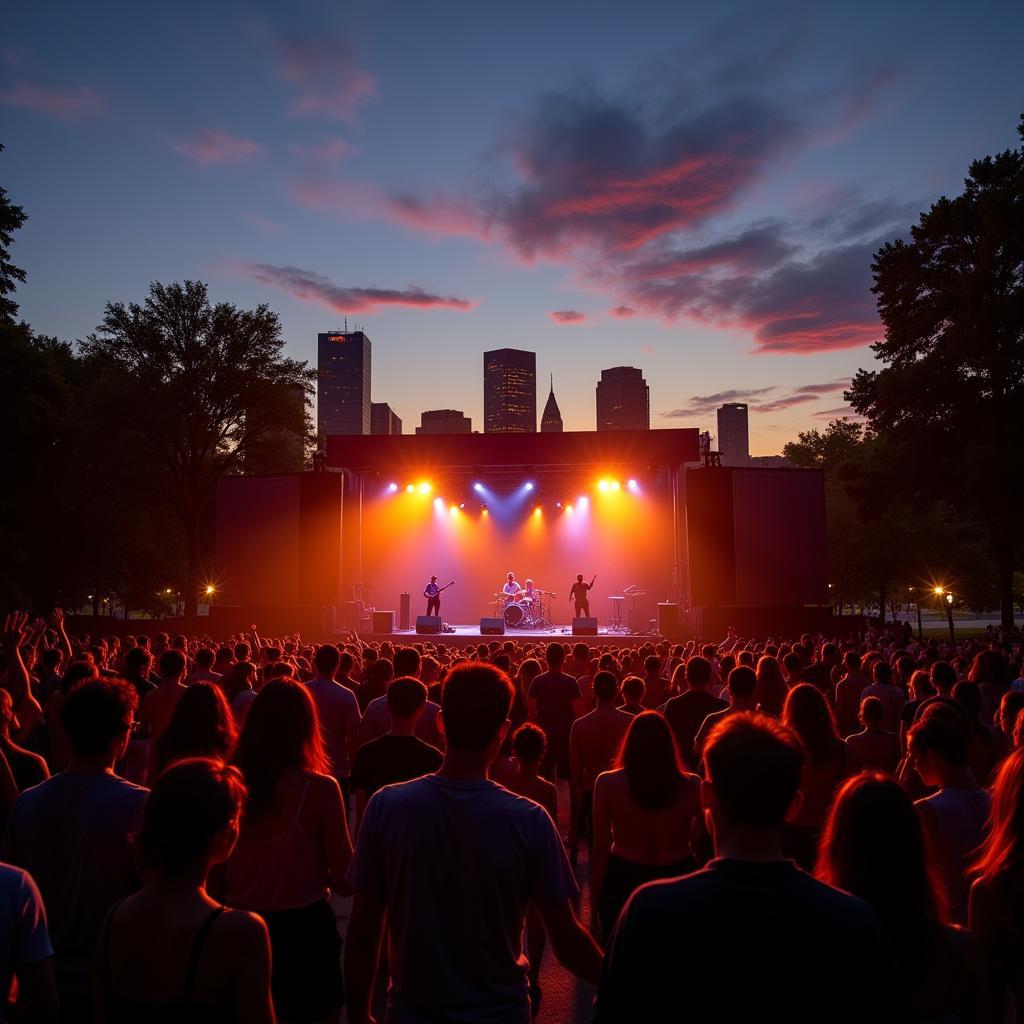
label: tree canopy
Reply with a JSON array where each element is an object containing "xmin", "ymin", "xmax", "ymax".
[{"xmin": 849, "ymin": 115, "xmax": 1024, "ymax": 627}]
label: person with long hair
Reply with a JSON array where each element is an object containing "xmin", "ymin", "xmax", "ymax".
[
  {"xmin": 781, "ymin": 684, "xmax": 850, "ymax": 869},
  {"xmin": 591, "ymin": 711, "xmax": 701, "ymax": 934},
  {"xmin": 753, "ymin": 655, "xmax": 788, "ymax": 718},
  {"xmin": 818, "ymin": 774, "xmax": 982, "ymax": 1021},
  {"xmin": 970, "ymin": 747, "xmax": 1024, "ymax": 1019},
  {"xmin": 150, "ymin": 683, "xmax": 237, "ymax": 781},
  {"xmin": 225, "ymin": 679, "xmax": 352, "ymax": 1024},
  {"xmin": 95, "ymin": 759, "xmax": 274, "ymax": 1023}
]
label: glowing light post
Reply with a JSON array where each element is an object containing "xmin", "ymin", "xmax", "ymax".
[
  {"xmin": 204, "ymin": 584, "xmax": 216, "ymax": 610},
  {"xmin": 933, "ymin": 586, "xmax": 955, "ymax": 643}
]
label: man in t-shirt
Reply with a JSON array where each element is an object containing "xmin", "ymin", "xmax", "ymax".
[
  {"xmin": 345, "ymin": 661, "xmax": 601, "ymax": 1024},
  {"xmin": 351, "ymin": 677, "xmax": 442, "ymax": 829},
  {"xmin": 306, "ymin": 643, "xmax": 362, "ymax": 809},
  {"xmin": 662, "ymin": 656, "xmax": 728, "ymax": 770},
  {"xmin": 528, "ymin": 643, "xmax": 582, "ymax": 779},
  {"xmin": 3, "ymin": 677, "xmax": 147, "ymax": 1018},
  {"xmin": 569, "ymin": 573, "xmax": 596, "ymax": 619},
  {"xmin": 597, "ymin": 712, "xmax": 902, "ymax": 1022},
  {"xmin": 0, "ymin": 861, "xmax": 57, "ymax": 1022}
]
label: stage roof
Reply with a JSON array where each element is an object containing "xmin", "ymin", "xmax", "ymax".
[{"xmin": 326, "ymin": 429, "xmax": 700, "ymax": 470}]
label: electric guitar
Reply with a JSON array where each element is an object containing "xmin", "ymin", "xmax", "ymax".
[{"xmin": 423, "ymin": 580, "xmax": 456, "ymax": 599}]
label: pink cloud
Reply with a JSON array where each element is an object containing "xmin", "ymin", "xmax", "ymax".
[
  {"xmin": 0, "ymin": 81, "xmax": 105, "ymax": 122},
  {"xmin": 550, "ymin": 310, "xmax": 586, "ymax": 324},
  {"xmin": 610, "ymin": 305, "xmax": 635, "ymax": 318},
  {"xmin": 238, "ymin": 261, "xmax": 476, "ymax": 314},
  {"xmin": 813, "ymin": 406, "xmax": 866, "ymax": 420},
  {"xmin": 386, "ymin": 193, "xmax": 489, "ymax": 239},
  {"xmin": 274, "ymin": 36, "xmax": 377, "ymax": 122},
  {"xmin": 640, "ymin": 344, "xmax": 656, "ymax": 354},
  {"xmin": 241, "ymin": 213, "xmax": 288, "ymax": 237},
  {"xmin": 290, "ymin": 136, "xmax": 351, "ymax": 163},
  {"xmin": 170, "ymin": 129, "xmax": 262, "ymax": 167}
]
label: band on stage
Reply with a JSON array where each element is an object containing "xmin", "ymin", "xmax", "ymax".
[{"xmin": 423, "ymin": 571, "xmax": 597, "ymax": 629}]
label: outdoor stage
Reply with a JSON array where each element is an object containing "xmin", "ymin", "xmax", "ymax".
[
  {"xmin": 213, "ymin": 428, "xmax": 829, "ymax": 641},
  {"xmin": 343, "ymin": 622, "xmax": 657, "ymax": 646}
]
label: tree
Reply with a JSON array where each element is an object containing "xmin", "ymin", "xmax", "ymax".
[
  {"xmin": 849, "ymin": 116, "xmax": 1024, "ymax": 628},
  {"xmin": 0, "ymin": 144, "xmax": 27, "ymax": 325},
  {"xmin": 81, "ymin": 281, "xmax": 316, "ymax": 616}
]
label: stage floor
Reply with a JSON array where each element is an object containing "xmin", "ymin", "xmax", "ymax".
[{"xmin": 347, "ymin": 623, "xmax": 648, "ymax": 646}]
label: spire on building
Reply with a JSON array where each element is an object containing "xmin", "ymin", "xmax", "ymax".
[{"xmin": 540, "ymin": 374, "xmax": 563, "ymax": 432}]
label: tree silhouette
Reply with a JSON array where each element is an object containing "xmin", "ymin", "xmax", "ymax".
[
  {"xmin": 82, "ymin": 281, "xmax": 316, "ymax": 616},
  {"xmin": 0, "ymin": 144, "xmax": 27, "ymax": 325},
  {"xmin": 850, "ymin": 116, "xmax": 1024, "ymax": 628}
]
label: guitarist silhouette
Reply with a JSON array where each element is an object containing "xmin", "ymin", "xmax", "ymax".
[{"xmin": 423, "ymin": 576, "xmax": 455, "ymax": 617}]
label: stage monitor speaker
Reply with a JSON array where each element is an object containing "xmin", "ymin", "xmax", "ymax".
[
  {"xmin": 628, "ymin": 609, "xmax": 647, "ymax": 634},
  {"xmin": 416, "ymin": 616, "xmax": 442, "ymax": 635},
  {"xmin": 399, "ymin": 592, "xmax": 410, "ymax": 631},
  {"xmin": 572, "ymin": 617, "xmax": 598, "ymax": 636},
  {"xmin": 372, "ymin": 610, "xmax": 394, "ymax": 634},
  {"xmin": 480, "ymin": 617, "xmax": 505, "ymax": 635},
  {"xmin": 658, "ymin": 603, "xmax": 682, "ymax": 636}
]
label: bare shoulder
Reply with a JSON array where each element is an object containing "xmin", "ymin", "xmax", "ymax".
[{"xmin": 308, "ymin": 771, "xmax": 343, "ymax": 804}]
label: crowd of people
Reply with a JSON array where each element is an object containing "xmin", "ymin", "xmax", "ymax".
[{"xmin": 1, "ymin": 609, "xmax": 1023, "ymax": 1022}]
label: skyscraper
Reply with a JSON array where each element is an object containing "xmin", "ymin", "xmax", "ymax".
[
  {"xmin": 596, "ymin": 366, "xmax": 650, "ymax": 431},
  {"xmin": 317, "ymin": 331, "xmax": 371, "ymax": 436},
  {"xmin": 484, "ymin": 348, "xmax": 536, "ymax": 433},
  {"xmin": 416, "ymin": 409, "xmax": 472, "ymax": 434},
  {"xmin": 371, "ymin": 402, "xmax": 402, "ymax": 435},
  {"xmin": 540, "ymin": 375, "xmax": 563, "ymax": 432},
  {"xmin": 717, "ymin": 403, "xmax": 750, "ymax": 466}
]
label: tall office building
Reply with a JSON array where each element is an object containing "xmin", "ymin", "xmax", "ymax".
[
  {"xmin": 596, "ymin": 366, "xmax": 650, "ymax": 431},
  {"xmin": 717, "ymin": 403, "xmax": 750, "ymax": 466},
  {"xmin": 540, "ymin": 375, "xmax": 563, "ymax": 432},
  {"xmin": 416, "ymin": 409, "xmax": 472, "ymax": 434},
  {"xmin": 317, "ymin": 331, "xmax": 371, "ymax": 436},
  {"xmin": 484, "ymin": 348, "xmax": 536, "ymax": 433},
  {"xmin": 371, "ymin": 402, "xmax": 402, "ymax": 435}
]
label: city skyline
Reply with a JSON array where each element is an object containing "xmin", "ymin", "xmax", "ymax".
[{"xmin": 3, "ymin": 1, "xmax": 1021, "ymax": 453}]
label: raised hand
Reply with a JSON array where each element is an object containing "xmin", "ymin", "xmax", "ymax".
[{"xmin": 1, "ymin": 611, "xmax": 30, "ymax": 650}]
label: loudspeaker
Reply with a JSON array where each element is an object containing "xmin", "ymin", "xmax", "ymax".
[
  {"xmin": 372, "ymin": 610, "xmax": 394, "ymax": 634},
  {"xmin": 480, "ymin": 617, "xmax": 505, "ymax": 635},
  {"xmin": 416, "ymin": 616, "xmax": 442, "ymax": 635},
  {"xmin": 399, "ymin": 592, "xmax": 410, "ymax": 631},
  {"xmin": 658, "ymin": 603, "xmax": 682, "ymax": 636},
  {"xmin": 572, "ymin": 617, "xmax": 598, "ymax": 636},
  {"xmin": 628, "ymin": 609, "xmax": 647, "ymax": 633}
]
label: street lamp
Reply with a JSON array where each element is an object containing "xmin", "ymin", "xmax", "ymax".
[{"xmin": 945, "ymin": 591, "xmax": 955, "ymax": 642}]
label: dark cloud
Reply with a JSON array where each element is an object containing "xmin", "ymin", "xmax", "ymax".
[
  {"xmin": 549, "ymin": 310, "xmax": 585, "ymax": 324},
  {"xmin": 483, "ymin": 92, "xmax": 799, "ymax": 259},
  {"xmin": 610, "ymin": 305, "xmax": 636, "ymax": 318},
  {"xmin": 661, "ymin": 386, "xmax": 776, "ymax": 419},
  {"xmin": 239, "ymin": 262, "xmax": 475, "ymax": 313}
]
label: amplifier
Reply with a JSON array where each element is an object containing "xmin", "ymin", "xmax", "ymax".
[
  {"xmin": 572, "ymin": 617, "xmax": 598, "ymax": 636},
  {"xmin": 372, "ymin": 610, "xmax": 394, "ymax": 634},
  {"xmin": 480, "ymin": 617, "xmax": 505, "ymax": 635},
  {"xmin": 415, "ymin": 616, "xmax": 442, "ymax": 635}
]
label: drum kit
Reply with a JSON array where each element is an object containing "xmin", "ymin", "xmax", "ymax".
[{"xmin": 491, "ymin": 589, "xmax": 556, "ymax": 630}]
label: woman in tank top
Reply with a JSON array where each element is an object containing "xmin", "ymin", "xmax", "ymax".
[
  {"xmin": 591, "ymin": 712, "xmax": 701, "ymax": 935},
  {"xmin": 226, "ymin": 678, "xmax": 352, "ymax": 1024},
  {"xmin": 95, "ymin": 758, "xmax": 274, "ymax": 1024}
]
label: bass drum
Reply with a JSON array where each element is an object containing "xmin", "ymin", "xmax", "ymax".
[{"xmin": 503, "ymin": 602, "xmax": 525, "ymax": 628}]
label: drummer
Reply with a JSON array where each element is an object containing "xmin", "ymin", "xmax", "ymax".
[{"xmin": 523, "ymin": 578, "xmax": 537, "ymax": 604}]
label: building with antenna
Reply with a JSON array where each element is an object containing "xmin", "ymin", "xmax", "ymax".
[{"xmin": 540, "ymin": 375, "xmax": 563, "ymax": 432}]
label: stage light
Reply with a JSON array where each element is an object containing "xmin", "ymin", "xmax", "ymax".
[
  {"xmin": 405, "ymin": 484, "xmax": 415, "ymax": 494},
  {"xmin": 418, "ymin": 482, "xmax": 432, "ymax": 495},
  {"xmin": 473, "ymin": 482, "xmax": 484, "ymax": 493},
  {"xmin": 533, "ymin": 506, "xmax": 542, "ymax": 517},
  {"xmin": 565, "ymin": 504, "xmax": 574, "ymax": 514},
  {"xmin": 578, "ymin": 496, "xmax": 589, "ymax": 508},
  {"xmin": 627, "ymin": 478, "xmax": 639, "ymax": 492},
  {"xmin": 598, "ymin": 479, "xmax": 610, "ymax": 493},
  {"xmin": 611, "ymin": 480, "xmax": 621, "ymax": 491},
  {"xmin": 555, "ymin": 501, "xmax": 562, "ymax": 509},
  {"xmin": 388, "ymin": 482, "xmax": 399, "ymax": 493},
  {"xmin": 525, "ymin": 482, "xmax": 534, "ymax": 492},
  {"xmin": 481, "ymin": 504, "xmax": 489, "ymax": 514},
  {"xmin": 433, "ymin": 497, "xmax": 444, "ymax": 510},
  {"xmin": 449, "ymin": 505, "xmax": 458, "ymax": 515},
  {"xmin": 459, "ymin": 502, "xmax": 465, "ymax": 509}
]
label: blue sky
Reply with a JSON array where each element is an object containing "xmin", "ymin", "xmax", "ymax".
[{"xmin": 3, "ymin": 0, "xmax": 1021, "ymax": 451}]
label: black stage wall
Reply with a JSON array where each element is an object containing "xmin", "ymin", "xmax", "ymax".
[{"xmin": 686, "ymin": 466, "xmax": 827, "ymax": 608}]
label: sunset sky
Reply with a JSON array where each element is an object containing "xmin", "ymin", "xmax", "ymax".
[{"xmin": 4, "ymin": 0, "xmax": 1021, "ymax": 452}]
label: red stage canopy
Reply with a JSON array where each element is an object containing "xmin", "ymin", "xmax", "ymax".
[{"xmin": 325, "ymin": 428, "xmax": 699, "ymax": 470}]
